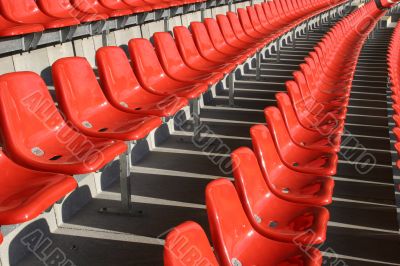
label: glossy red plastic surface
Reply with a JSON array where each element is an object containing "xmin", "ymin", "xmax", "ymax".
[
  {"xmin": 52, "ymin": 57, "xmax": 162, "ymax": 141},
  {"xmin": 173, "ymin": 26, "xmax": 236, "ymax": 74},
  {"xmin": 71, "ymin": 0, "xmax": 132, "ymax": 18},
  {"xmin": 232, "ymin": 147, "xmax": 329, "ymax": 245},
  {"xmin": 206, "ymin": 178, "xmax": 323, "ymax": 266},
  {"xmin": 37, "ymin": 0, "xmax": 107, "ymax": 22},
  {"xmin": 190, "ymin": 21, "xmax": 245, "ymax": 65},
  {"xmin": 250, "ymin": 124, "xmax": 334, "ymax": 206},
  {"xmin": 96, "ymin": 46, "xmax": 188, "ymax": 117},
  {"xmin": 276, "ymin": 92, "xmax": 341, "ymax": 153},
  {"xmin": 0, "ymin": 14, "xmax": 43, "ymax": 37},
  {"xmin": 153, "ymin": 31, "xmax": 223, "ymax": 85},
  {"xmin": 0, "ymin": 149, "xmax": 77, "ymax": 225},
  {"xmin": 0, "ymin": 0, "xmax": 80, "ymax": 29},
  {"xmin": 0, "ymin": 72, "xmax": 127, "ymax": 174},
  {"xmin": 265, "ymin": 106, "xmax": 338, "ymax": 176},
  {"xmin": 129, "ymin": 38, "xmax": 208, "ymax": 100},
  {"xmin": 163, "ymin": 221, "xmax": 219, "ymax": 266}
]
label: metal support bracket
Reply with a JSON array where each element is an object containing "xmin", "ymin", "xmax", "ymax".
[
  {"xmin": 228, "ymin": 72, "xmax": 235, "ymax": 106},
  {"xmin": 256, "ymin": 50, "xmax": 261, "ymax": 81}
]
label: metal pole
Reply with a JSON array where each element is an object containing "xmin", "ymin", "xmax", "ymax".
[
  {"xmin": 292, "ymin": 29, "xmax": 296, "ymax": 48},
  {"xmin": 306, "ymin": 20, "xmax": 309, "ymax": 40},
  {"xmin": 164, "ymin": 17, "xmax": 169, "ymax": 32},
  {"xmin": 192, "ymin": 98, "xmax": 201, "ymax": 142},
  {"xmin": 120, "ymin": 141, "xmax": 132, "ymax": 210},
  {"xmin": 228, "ymin": 72, "xmax": 235, "ymax": 106},
  {"xmin": 276, "ymin": 38, "xmax": 281, "ymax": 63},
  {"xmin": 256, "ymin": 51, "xmax": 261, "ymax": 81}
]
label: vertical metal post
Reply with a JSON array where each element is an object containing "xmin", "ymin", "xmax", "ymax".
[
  {"xmin": 292, "ymin": 29, "xmax": 296, "ymax": 48},
  {"xmin": 256, "ymin": 50, "xmax": 261, "ymax": 81},
  {"xmin": 276, "ymin": 38, "xmax": 281, "ymax": 63},
  {"xmin": 228, "ymin": 0, "xmax": 233, "ymax": 11},
  {"xmin": 192, "ymin": 98, "xmax": 201, "ymax": 142},
  {"xmin": 228, "ymin": 72, "xmax": 235, "ymax": 106},
  {"xmin": 201, "ymin": 8, "xmax": 205, "ymax": 21},
  {"xmin": 120, "ymin": 141, "xmax": 132, "ymax": 210},
  {"xmin": 319, "ymin": 14, "xmax": 322, "ymax": 31},
  {"xmin": 306, "ymin": 20, "xmax": 309, "ymax": 40},
  {"xmin": 328, "ymin": 10, "xmax": 331, "ymax": 26},
  {"xmin": 164, "ymin": 17, "xmax": 169, "ymax": 32}
]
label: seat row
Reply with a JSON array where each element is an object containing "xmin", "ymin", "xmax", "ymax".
[
  {"xmin": 387, "ymin": 18, "xmax": 400, "ymax": 167},
  {"xmin": 0, "ymin": 0, "xmax": 343, "ymax": 245},
  {"xmin": 0, "ymin": 0, "xmax": 328, "ymax": 38},
  {"xmin": 0, "ymin": 0, "xmax": 205, "ymax": 38},
  {"xmin": 164, "ymin": 0, "xmax": 393, "ymax": 265}
]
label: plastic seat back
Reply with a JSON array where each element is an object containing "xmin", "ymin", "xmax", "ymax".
[
  {"xmin": 128, "ymin": 38, "xmax": 168, "ymax": 88},
  {"xmin": 226, "ymin": 11, "xmax": 250, "ymax": 41},
  {"xmin": 173, "ymin": 26, "xmax": 204, "ymax": 66},
  {"xmin": 189, "ymin": 22, "xmax": 218, "ymax": 55},
  {"xmin": 52, "ymin": 57, "xmax": 111, "ymax": 123},
  {"xmin": 96, "ymin": 46, "xmax": 146, "ymax": 109},
  {"xmin": 164, "ymin": 221, "xmax": 219, "ymax": 266},
  {"xmin": 0, "ymin": 72, "xmax": 69, "ymax": 163},
  {"xmin": 216, "ymin": 14, "xmax": 240, "ymax": 44},
  {"xmin": 204, "ymin": 18, "xmax": 230, "ymax": 51},
  {"xmin": 206, "ymin": 178, "xmax": 322, "ymax": 265},
  {"xmin": 0, "ymin": 0, "xmax": 79, "ymax": 26},
  {"xmin": 37, "ymin": 0, "xmax": 79, "ymax": 19},
  {"xmin": 153, "ymin": 31, "xmax": 187, "ymax": 75},
  {"xmin": 0, "ymin": 14, "xmax": 44, "ymax": 36}
]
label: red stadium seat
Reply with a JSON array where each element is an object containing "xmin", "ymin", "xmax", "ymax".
[
  {"xmin": 231, "ymin": 147, "xmax": 329, "ymax": 245},
  {"xmin": 190, "ymin": 21, "xmax": 247, "ymax": 65},
  {"xmin": 206, "ymin": 178, "xmax": 323, "ymax": 265},
  {"xmin": 265, "ymin": 106, "xmax": 338, "ymax": 176},
  {"xmin": 128, "ymin": 38, "xmax": 209, "ymax": 100},
  {"xmin": 0, "ymin": 14, "xmax": 43, "ymax": 37},
  {"xmin": 0, "ymin": 72, "xmax": 127, "ymax": 174},
  {"xmin": 96, "ymin": 46, "xmax": 188, "ymax": 117},
  {"xmin": 173, "ymin": 26, "xmax": 236, "ymax": 75},
  {"xmin": 52, "ymin": 57, "xmax": 162, "ymax": 141},
  {"xmin": 0, "ymin": 149, "xmax": 77, "ymax": 225},
  {"xmin": 163, "ymin": 221, "xmax": 219, "ymax": 266},
  {"xmin": 275, "ymin": 92, "xmax": 341, "ymax": 153},
  {"xmin": 216, "ymin": 14, "xmax": 261, "ymax": 53},
  {"xmin": 71, "ymin": 0, "xmax": 132, "ymax": 18},
  {"xmin": 204, "ymin": 18, "xmax": 255, "ymax": 59},
  {"xmin": 153, "ymin": 31, "xmax": 224, "ymax": 85},
  {"xmin": 122, "ymin": 0, "xmax": 162, "ymax": 11},
  {"xmin": 251, "ymin": 124, "xmax": 334, "ymax": 206},
  {"xmin": 286, "ymin": 80, "xmax": 345, "ymax": 136},
  {"xmin": 37, "ymin": 0, "xmax": 108, "ymax": 22},
  {"xmin": 0, "ymin": 0, "xmax": 80, "ymax": 29}
]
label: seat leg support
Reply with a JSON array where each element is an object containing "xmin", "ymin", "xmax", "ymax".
[
  {"xmin": 228, "ymin": 0, "xmax": 233, "ymax": 12},
  {"xmin": 256, "ymin": 51, "xmax": 261, "ymax": 81},
  {"xmin": 192, "ymin": 97, "xmax": 201, "ymax": 142},
  {"xmin": 292, "ymin": 29, "xmax": 296, "ymax": 49},
  {"xmin": 306, "ymin": 20, "xmax": 309, "ymax": 40},
  {"xmin": 228, "ymin": 72, "xmax": 235, "ymax": 106},
  {"xmin": 164, "ymin": 17, "xmax": 169, "ymax": 32},
  {"xmin": 99, "ymin": 141, "xmax": 143, "ymax": 216},
  {"xmin": 276, "ymin": 38, "xmax": 281, "ymax": 63}
]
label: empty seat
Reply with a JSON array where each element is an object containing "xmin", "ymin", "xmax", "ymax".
[
  {"xmin": 265, "ymin": 106, "xmax": 338, "ymax": 176},
  {"xmin": 128, "ymin": 38, "xmax": 209, "ymax": 100},
  {"xmin": 251, "ymin": 124, "xmax": 334, "ymax": 206},
  {"xmin": 52, "ymin": 57, "xmax": 162, "ymax": 141},
  {"xmin": 0, "ymin": 0, "xmax": 80, "ymax": 29},
  {"xmin": 164, "ymin": 221, "xmax": 219, "ymax": 266},
  {"xmin": 173, "ymin": 26, "xmax": 236, "ymax": 75},
  {"xmin": 0, "ymin": 149, "xmax": 77, "ymax": 225},
  {"xmin": 37, "ymin": 0, "xmax": 108, "ymax": 23},
  {"xmin": 190, "ymin": 21, "xmax": 247, "ymax": 65},
  {"xmin": 96, "ymin": 46, "xmax": 188, "ymax": 117},
  {"xmin": 153, "ymin": 31, "xmax": 224, "ymax": 86},
  {"xmin": 232, "ymin": 147, "xmax": 329, "ymax": 245},
  {"xmin": 0, "ymin": 72, "xmax": 127, "ymax": 174},
  {"xmin": 206, "ymin": 178, "xmax": 323, "ymax": 265},
  {"xmin": 0, "ymin": 14, "xmax": 43, "ymax": 37},
  {"xmin": 276, "ymin": 92, "xmax": 341, "ymax": 153},
  {"xmin": 71, "ymin": 0, "xmax": 132, "ymax": 18}
]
